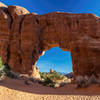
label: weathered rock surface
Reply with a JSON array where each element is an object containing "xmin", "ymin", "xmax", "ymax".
[
  {"xmin": 0, "ymin": 2, "xmax": 100, "ymax": 78},
  {"xmin": 31, "ymin": 65, "xmax": 40, "ymax": 79},
  {"xmin": 7, "ymin": 5, "xmax": 29, "ymax": 73},
  {"xmin": 0, "ymin": 2, "xmax": 11, "ymax": 64}
]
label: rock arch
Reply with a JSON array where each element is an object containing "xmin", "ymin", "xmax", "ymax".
[{"xmin": 0, "ymin": 2, "xmax": 100, "ymax": 78}]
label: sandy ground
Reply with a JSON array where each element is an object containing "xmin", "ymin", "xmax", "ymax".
[{"xmin": 0, "ymin": 77, "xmax": 100, "ymax": 100}]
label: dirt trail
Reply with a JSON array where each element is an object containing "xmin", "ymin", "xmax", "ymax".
[{"xmin": 0, "ymin": 77, "xmax": 100, "ymax": 100}]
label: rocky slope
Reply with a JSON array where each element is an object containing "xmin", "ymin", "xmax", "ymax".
[{"xmin": 0, "ymin": 2, "xmax": 100, "ymax": 78}]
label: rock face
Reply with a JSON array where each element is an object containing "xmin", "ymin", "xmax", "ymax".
[
  {"xmin": 31, "ymin": 65, "xmax": 40, "ymax": 79},
  {"xmin": 0, "ymin": 3, "xmax": 11, "ymax": 64},
  {"xmin": 0, "ymin": 2, "xmax": 100, "ymax": 78}
]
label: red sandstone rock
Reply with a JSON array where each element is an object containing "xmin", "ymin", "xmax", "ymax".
[
  {"xmin": 21, "ymin": 13, "xmax": 41, "ymax": 74},
  {"xmin": 0, "ymin": 2, "xmax": 100, "ymax": 78},
  {"xmin": 7, "ymin": 5, "xmax": 29, "ymax": 73},
  {"xmin": 50, "ymin": 69, "xmax": 53, "ymax": 74},
  {"xmin": 0, "ymin": 2, "xmax": 11, "ymax": 64}
]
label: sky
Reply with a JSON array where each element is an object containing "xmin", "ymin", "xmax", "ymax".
[
  {"xmin": 36, "ymin": 47, "xmax": 72, "ymax": 73},
  {"xmin": 1, "ymin": 0, "xmax": 100, "ymax": 73}
]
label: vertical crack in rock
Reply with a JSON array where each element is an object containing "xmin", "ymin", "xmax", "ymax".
[
  {"xmin": 18, "ymin": 14, "xmax": 27, "ymax": 69},
  {"xmin": 7, "ymin": 5, "xmax": 29, "ymax": 73},
  {"xmin": 6, "ymin": 8, "xmax": 13, "ymax": 63}
]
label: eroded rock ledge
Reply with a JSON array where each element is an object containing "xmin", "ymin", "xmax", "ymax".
[{"xmin": 0, "ymin": 2, "xmax": 100, "ymax": 78}]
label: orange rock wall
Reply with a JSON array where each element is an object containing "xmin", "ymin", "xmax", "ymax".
[{"xmin": 0, "ymin": 2, "xmax": 100, "ymax": 77}]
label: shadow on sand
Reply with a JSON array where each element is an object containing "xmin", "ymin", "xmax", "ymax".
[{"xmin": 0, "ymin": 77, "xmax": 100, "ymax": 96}]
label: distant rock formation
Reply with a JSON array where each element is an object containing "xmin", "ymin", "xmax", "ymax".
[
  {"xmin": 50, "ymin": 69, "xmax": 53, "ymax": 74},
  {"xmin": 0, "ymin": 2, "xmax": 100, "ymax": 78},
  {"xmin": 65, "ymin": 72, "xmax": 73, "ymax": 79}
]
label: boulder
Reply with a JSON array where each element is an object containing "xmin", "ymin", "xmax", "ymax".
[{"xmin": 31, "ymin": 65, "xmax": 40, "ymax": 79}]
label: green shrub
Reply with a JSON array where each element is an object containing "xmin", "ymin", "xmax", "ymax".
[
  {"xmin": 0, "ymin": 57, "xmax": 19, "ymax": 80},
  {"xmin": 39, "ymin": 72, "xmax": 47, "ymax": 80},
  {"xmin": 39, "ymin": 70, "xmax": 66, "ymax": 87},
  {"xmin": 47, "ymin": 70, "xmax": 65, "ymax": 81},
  {"xmin": 0, "ymin": 57, "xmax": 3, "ymax": 68},
  {"xmin": 43, "ymin": 77, "xmax": 55, "ymax": 87},
  {"xmin": 0, "ymin": 65, "xmax": 7, "ymax": 80},
  {"xmin": 0, "ymin": 58, "xmax": 6, "ymax": 80}
]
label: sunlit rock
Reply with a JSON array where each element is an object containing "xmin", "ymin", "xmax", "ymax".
[{"xmin": 0, "ymin": 2, "xmax": 100, "ymax": 79}]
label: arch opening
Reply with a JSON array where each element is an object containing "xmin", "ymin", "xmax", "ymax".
[{"xmin": 36, "ymin": 47, "xmax": 73, "ymax": 75}]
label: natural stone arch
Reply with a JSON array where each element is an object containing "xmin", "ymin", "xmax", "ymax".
[
  {"xmin": 0, "ymin": 2, "xmax": 100, "ymax": 78},
  {"xmin": 36, "ymin": 46, "xmax": 72, "ymax": 73},
  {"xmin": 20, "ymin": 12, "xmax": 100, "ymax": 77},
  {"xmin": 37, "ymin": 12, "xmax": 100, "ymax": 77}
]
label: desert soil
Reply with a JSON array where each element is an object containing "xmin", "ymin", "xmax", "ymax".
[{"xmin": 0, "ymin": 77, "xmax": 100, "ymax": 100}]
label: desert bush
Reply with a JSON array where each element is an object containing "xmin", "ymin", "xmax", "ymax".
[
  {"xmin": 39, "ymin": 70, "xmax": 68, "ymax": 87},
  {"xmin": 76, "ymin": 75, "xmax": 89, "ymax": 88},
  {"xmin": 39, "ymin": 72, "xmax": 47, "ymax": 80},
  {"xmin": 51, "ymin": 70, "xmax": 65, "ymax": 80},
  {"xmin": 0, "ymin": 57, "xmax": 7, "ymax": 80},
  {"xmin": 0, "ymin": 68, "xmax": 6, "ymax": 80},
  {"xmin": 0, "ymin": 57, "xmax": 3, "ymax": 68},
  {"xmin": 43, "ymin": 77, "xmax": 55, "ymax": 87},
  {"xmin": 0, "ymin": 65, "xmax": 7, "ymax": 80},
  {"xmin": 0, "ymin": 57, "xmax": 19, "ymax": 80},
  {"xmin": 76, "ymin": 74, "xmax": 100, "ymax": 88},
  {"xmin": 89, "ymin": 74, "xmax": 98, "ymax": 84}
]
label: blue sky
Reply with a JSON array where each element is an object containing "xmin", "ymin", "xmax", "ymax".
[
  {"xmin": 36, "ymin": 47, "xmax": 72, "ymax": 73},
  {"xmin": 1, "ymin": 0, "xmax": 100, "ymax": 16},
  {"xmin": 1, "ymin": 0, "xmax": 100, "ymax": 73}
]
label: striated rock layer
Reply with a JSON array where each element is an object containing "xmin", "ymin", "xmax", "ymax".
[{"xmin": 0, "ymin": 2, "xmax": 100, "ymax": 78}]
